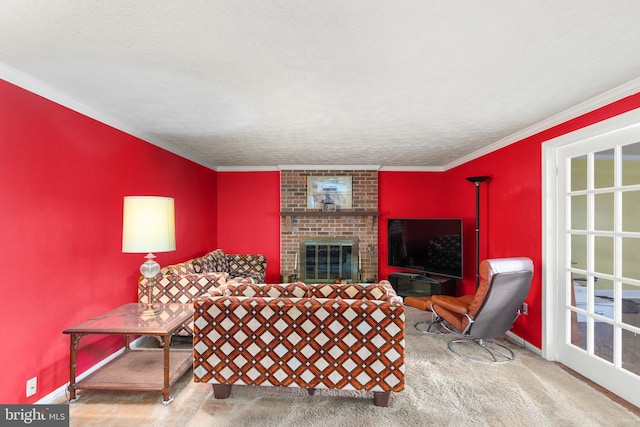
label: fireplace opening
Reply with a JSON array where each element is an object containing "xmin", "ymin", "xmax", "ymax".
[{"xmin": 301, "ymin": 238, "xmax": 359, "ymax": 283}]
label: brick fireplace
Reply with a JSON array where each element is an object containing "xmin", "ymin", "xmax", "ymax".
[{"xmin": 280, "ymin": 169, "xmax": 378, "ymax": 283}]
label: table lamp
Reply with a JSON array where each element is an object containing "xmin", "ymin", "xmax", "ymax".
[{"xmin": 122, "ymin": 196, "xmax": 176, "ymax": 317}]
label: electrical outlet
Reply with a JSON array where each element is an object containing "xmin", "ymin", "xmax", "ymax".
[
  {"xmin": 522, "ymin": 302, "xmax": 528, "ymax": 315},
  {"xmin": 26, "ymin": 377, "xmax": 37, "ymax": 397}
]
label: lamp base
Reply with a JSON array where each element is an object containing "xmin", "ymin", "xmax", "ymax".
[{"xmin": 140, "ymin": 253, "xmax": 161, "ymax": 318}]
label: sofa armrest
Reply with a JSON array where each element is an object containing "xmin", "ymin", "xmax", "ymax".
[{"xmin": 193, "ymin": 295, "xmax": 405, "ymax": 392}]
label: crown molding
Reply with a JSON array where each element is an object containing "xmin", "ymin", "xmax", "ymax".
[
  {"xmin": 216, "ymin": 166, "xmax": 280, "ymax": 172},
  {"xmin": 378, "ymin": 166, "xmax": 445, "ymax": 172},
  {"xmin": 277, "ymin": 165, "xmax": 382, "ymax": 171},
  {"xmin": 443, "ymin": 76, "xmax": 640, "ymax": 171},
  {"xmin": 217, "ymin": 165, "xmax": 447, "ymax": 172}
]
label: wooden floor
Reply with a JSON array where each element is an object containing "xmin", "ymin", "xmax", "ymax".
[{"xmin": 557, "ymin": 363, "xmax": 640, "ymax": 417}]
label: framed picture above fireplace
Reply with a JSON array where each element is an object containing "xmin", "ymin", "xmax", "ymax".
[{"xmin": 307, "ymin": 176, "xmax": 352, "ymax": 209}]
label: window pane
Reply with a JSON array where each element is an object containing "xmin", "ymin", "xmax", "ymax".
[
  {"xmin": 594, "ymin": 192, "xmax": 614, "ymax": 231},
  {"xmin": 571, "ymin": 234, "xmax": 587, "ymax": 271},
  {"xmin": 572, "ymin": 273, "xmax": 587, "ymax": 310},
  {"xmin": 622, "ymin": 237, "xmax": 640, "ymax": 281},
  {"xmin": 571, "ymin": 195, "xmax": 587, "ymax": 230},
  {"xmin": 594, "ymin": 236, "xmax": 614, "ymax": 276},
  {"xmin": 622, "ymin": 190, "xmax": 640, "ymax": 232},
  {"xmin": 571, "ymin": 156, "xmax": 587, "ymax": 191},
  {"xmin": 622, "ymin": 142, "xmax": 640, "ymax": 186},
  {"xmin": 594, "ymin": 322, "xmax": 614, "ymax": 363},
  {"xmin": 571, "ymin": 273, "xmax": 587, "ymax": 350},
  {"xmin": 621, "ymin": 282, "xmax": 640, "ymax": 376},
  {"xmin": 622, "ymin": 328, "xmax": 640, "ymax": 376},
  {"xmin": 621, "ymin": 282, "xmax": 640, "ymax": 329},
  {"xmin": 594, "ymin": 278, "xmax": 614, "ymax": 321},
  {"xmin": 594, "ymin": 149, "xmax": 614, "ymax": 189}
]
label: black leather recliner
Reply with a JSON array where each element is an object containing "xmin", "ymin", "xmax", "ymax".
[{"xmin": 430, "ymin": 257, "xmax": 534, "ymax": 363}]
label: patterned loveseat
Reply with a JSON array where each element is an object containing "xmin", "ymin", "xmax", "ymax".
[
  {"xmin": 193, "ymin": 280, "xmax": 405, "ymax": 407},
  {"xmin": 138, "ymin": 249, "xmax": 267, "ymax": 335}
]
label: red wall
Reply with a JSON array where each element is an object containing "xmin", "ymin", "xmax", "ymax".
[
  {"xmin": 442, "ymin": 139, "xmax": 543, "ymax": 343},
  {"xmin": 216, "ymin": 171, "xmax": 281, "ymax": 283},
  {"xmin": 0, "ymin": 79, "xmax": 218, "ymax": 403},
  {"xmin": 378, "ymin": 171, "xmax": 449, "ymax": 281}
]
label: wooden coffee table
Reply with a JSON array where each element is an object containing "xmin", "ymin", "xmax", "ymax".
[{"xmin": 63, "ymin": 303, "xmax": 193, "ymax": 404}]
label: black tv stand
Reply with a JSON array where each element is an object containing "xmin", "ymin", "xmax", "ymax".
[{"xmin": 388, "ymin": 272, "xmax": 456, "ymax": 297}]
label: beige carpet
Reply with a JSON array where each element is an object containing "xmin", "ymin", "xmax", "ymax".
[{"xmin": 58, "ymin": 307, "xmax": 640, "ymax": 427}]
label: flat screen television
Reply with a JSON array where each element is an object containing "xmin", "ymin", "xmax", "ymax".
[{"xmin": 387, "ymin": 218, "xmax": 463, "ymax": 279}]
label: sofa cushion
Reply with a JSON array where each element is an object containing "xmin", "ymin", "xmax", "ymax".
[
  {"xmin": 162, "ymin": 260, "xmax": 196, "ymax": 276},
  {"xmin": 225, "ymin": 282, "xmax": 308, "ymax": 298},
  {"xmin": 307, "ymin": 283, "xmax": 390, "ymax": 301},
  {"xmin": 226, "ymin": 254, "xmax": 267, "ymax": 280},
  {"xmin": 193, "ymin": 249, "xmax": 228, "ymax": 273},
  {"xmin": 191, "ymin": 258, "xmax": 205, "ymax": 274}
]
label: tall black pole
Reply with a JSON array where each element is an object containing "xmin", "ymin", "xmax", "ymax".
[{"xmin": 466, "ymin": 176, "xmax": 490, "ymax": 289}]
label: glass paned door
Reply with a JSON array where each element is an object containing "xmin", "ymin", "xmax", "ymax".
[{"xmin": 556, "ymin": 134, "xmax": 640, "ymax": 406}]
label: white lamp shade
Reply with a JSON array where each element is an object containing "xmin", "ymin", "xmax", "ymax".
[{"xmin": 122, "ymin": 196, "xmax": 176, "ymax": 253}]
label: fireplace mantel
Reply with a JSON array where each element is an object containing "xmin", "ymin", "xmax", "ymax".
[
  {"xmin": 280, "ymin": 210, "xmax": 378, "ymax": 230},
  {"xmin": 280, "ymin": 211, "xmax": 378, "ymax": 217}
]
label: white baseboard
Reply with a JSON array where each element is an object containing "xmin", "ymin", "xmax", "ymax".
[{"xmin": 506, "ymin": 331, "xmax": 542, "ymax": 357}]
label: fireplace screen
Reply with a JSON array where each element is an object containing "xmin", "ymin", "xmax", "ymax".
[{"xmin": 302, "ymin": 238, "xmax": 358, "ymax": 283}]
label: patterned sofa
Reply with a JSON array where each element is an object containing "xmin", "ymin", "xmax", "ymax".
[
  {"xmin": 138, "ymin": 249, "xmax": 267, "ymax": 335},
  {"xmin": 193, "ymin": 280, "xmax": 405, "ymax": 407}
]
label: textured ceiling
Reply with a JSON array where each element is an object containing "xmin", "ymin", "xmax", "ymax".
[{"xmin": 1, "ymin": 1, "xmax": 640, "ymax": 170}]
